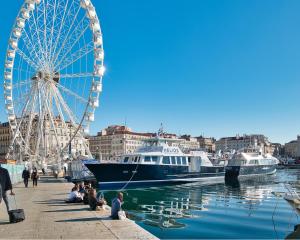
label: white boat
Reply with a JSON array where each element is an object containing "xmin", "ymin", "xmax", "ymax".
[
  {"xmin": 85, "ymin": 137, "xmax": 225, "ymax": 189},
  {"xmin": 225, "ymin": 146, "xmax": 279, "ymax": 180}
]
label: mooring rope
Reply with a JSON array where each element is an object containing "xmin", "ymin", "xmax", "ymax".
[{"xmin": 119, "ymin": 163, "xmax": 140, "ymax": 192}]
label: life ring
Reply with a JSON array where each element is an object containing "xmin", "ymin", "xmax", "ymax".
[{"xmin": 224, "ymin": 154, "xmax": 229, "ymax": 159}]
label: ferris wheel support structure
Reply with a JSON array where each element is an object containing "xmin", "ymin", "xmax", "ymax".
[{"xmin": 3, "ymin": 0, "xmax": 105, "ymax": 167}]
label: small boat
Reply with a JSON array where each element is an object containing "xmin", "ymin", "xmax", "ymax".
[
  {"xmin": 85, "ymin": 137, "xmax": 225, "ymax": 189},
  {"xmin": 225, "ymin": 146, "xmax": 279, "ymax": 180}
]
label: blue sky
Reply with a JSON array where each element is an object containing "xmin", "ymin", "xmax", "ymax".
[{"xmin": 1, "ymin": 0, "xmax": 300, "ymax": 144}]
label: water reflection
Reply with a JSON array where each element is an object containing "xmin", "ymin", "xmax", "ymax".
[
  {"xmin": 121, "ymin": 176, "xmax": 277, "ymax": 229},
  {"xmin": 127, "ymin": 190, "xmax": 210, "ymax": 229},
  {"xmin": 103, "ymin": 170, "xmax": 300, "ymax": 238}
]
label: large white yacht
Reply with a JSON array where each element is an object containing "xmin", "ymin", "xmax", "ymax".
[
  {"xmin": 225, "ymin": 146, "xmax": 279, "ymax": 180},
  {"xmin": 85, "ymin": 137, "xmax": 225, "ymax": 189}
]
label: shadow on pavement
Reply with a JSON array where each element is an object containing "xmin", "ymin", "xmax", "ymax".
[
  {"xmin": 0, "ymin": 221, "xmax": 10, "ymax": 225},
  {"xmin": 43, "ymin": 208, "xmax": 89, "ymax": 213},
  {"xmin": 34, "ymin": 199, "xmax": 66, "ymax": 205},
  {"xmin": 56, "ymin": 217, "xmax": 100, "ymax": 222},
  {"xmin": 39, "ymin": 179, "xmax": 65, "ymax": 184}
]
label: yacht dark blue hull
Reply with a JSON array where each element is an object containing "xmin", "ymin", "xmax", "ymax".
[
  {"xmin": 85, "ymin": 163, "xmax": 225, "ymax": 190},
  {"xmin": 225, "ymin": 165, "xmax": 277, "ymax": 180}
]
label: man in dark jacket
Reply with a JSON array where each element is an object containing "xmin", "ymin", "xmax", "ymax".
[
  {"xmin": 22, "ymin": 168, "xmax": 30, "ymax": 188},
  {"xmin": 0, "ymin": 165, "xmax": 15, "ymax": 213}
]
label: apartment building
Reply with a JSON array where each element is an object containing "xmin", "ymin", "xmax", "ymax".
[
  {"xmin": 0, "ymin": 122, "xmax": 11, "ymax": 159},
  {"xmin": 215, "ymin": 134, "xmax": 274, "ymax": 154},
  {"xmin": 284, "ymin": 136, "xmax": 300, "ymax": 158},
  {"xmin": 179, "ymin": 135, "xmax": 200, "ymax": 153},
  {"xmin": 196, "ymin": 136, "xmax": 216, "ymax": 153},
  {"xmin": 89, "ymin": 125, "xmax": 153, "ymax": 162}
]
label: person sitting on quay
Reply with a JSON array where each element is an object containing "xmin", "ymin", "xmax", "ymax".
[
  {"xmin": 88, "ymin": 189, "xmax": 107, "ymax": 211},
  {"xmin": 66, "ymin": 185, "xmax": 83, "ymax": 203},
  {"xmin": 85, "ymin": 182, "xmax": 92, "ymax": 190},
  {"xmin": 82, "ymin": 182, "xmax": 93, "ymax": 204},
  {"xmin": 78, "ymin": 181, "xmax": 86, "ymax": 194},
  {"xmin": 111, "ymin": 192, "xmax": 127, "ymax": 220},
  {"xmin": 22, "ymin": 167, "xmax": 30, "ymax": 188}
]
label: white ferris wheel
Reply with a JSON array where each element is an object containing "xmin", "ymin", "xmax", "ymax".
[{"xmin": 3, "ymin": 0, "xmax": 104, "ymax": 167}]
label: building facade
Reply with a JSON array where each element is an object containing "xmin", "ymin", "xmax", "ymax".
[
  {"xmin": 284, "ymin": 136, "xmax": 300, "ymax": 158},
  {"xmin": 178, "ymin": 135, "xmax": 200, "ymax": 153},
  {"xmin": 196, "ymin": 136, "xmax": 216, "ymax": 153},
  {"xmin": 89, "ymin": 126, "xmax": 206, "ymax": 162},
  {"xmin": 89, "ymin": 125, "xmax": 153, "ymax": 162},
  {"xmin": 0, "ymin": 118, "xmax": 89, "ymax": 163},
  {"xmin": 0, "ymin": 122, "xmax": 11, "ymax": 160},
  {"xmin": 215, "ymin": 134, "xmax": 274, "ymax": 154}
]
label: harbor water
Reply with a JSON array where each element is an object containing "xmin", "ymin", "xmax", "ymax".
[{"xmin": 102, "ymin": 169, "xmax": 300, "ymax": 239}]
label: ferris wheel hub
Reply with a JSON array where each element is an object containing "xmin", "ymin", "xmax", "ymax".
[{"xmin": 31, "ymin": 71, "xmax": 60, "ymax": 83}]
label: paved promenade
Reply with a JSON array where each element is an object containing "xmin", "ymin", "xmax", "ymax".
[{"xmin": 0, "ymin": 177, "xmax": 158, "ymax": 239}]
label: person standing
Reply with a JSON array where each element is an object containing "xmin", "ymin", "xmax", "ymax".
[
  {"xmin": 22, "ymin": 168, "xmax": 30, "ymax": 188},
  {"xmin": 31, "ymin": 167, "xmax": 39, "ymax": 187},
  {"xmin": 0, "ymin": 165, "xmax": 15, "ymax": 213}
]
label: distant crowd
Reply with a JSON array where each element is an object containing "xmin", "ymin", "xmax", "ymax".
[{"xmin": 21, "ymin": 167, "xmax": 41, "ymax": 188}]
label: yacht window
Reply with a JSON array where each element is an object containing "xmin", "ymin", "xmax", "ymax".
[
  {"xmin": 134, "ymin": 157, "xmax": 138, "ymax": 162},
  {"xmin": 144, "ymin": 156, "xmax": 151, "ymax": 162},
  {"xmin": 162, "ymin": 156, "xmax": 170, "ymax": 164},
  {"xmin": 182, "ymin": 157, "xmax": 187, "ymax": 165},
  {"xmin": 188, "ymin": 157, "xmax": 191, "ymax": 163},
  {"xmin": 152, "ymin": 156, "xmax": 158, "ymax": 162},
  {"xmin": 124, "ymin": 157, "xmax": 129, "ymax": 163},
  {"xmin": 171, "ymin": 156, "xmax": 176, "ymax": 165},
  {"xmin": 176, "ymin": 157, "xmax": 182, "ymax": 165}
]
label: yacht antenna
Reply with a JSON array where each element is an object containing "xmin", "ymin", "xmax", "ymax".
[{"xmin": 158, "ymin": 123, "xmax": 164, "ymax": 137}]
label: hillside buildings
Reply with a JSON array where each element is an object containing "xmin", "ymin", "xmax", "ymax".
[{"xmin": 0, "ymin": 120, "xmax": 287, "ymax": 162}]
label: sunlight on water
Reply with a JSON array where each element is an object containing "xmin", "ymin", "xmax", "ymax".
[{"xmin": 102, "ymin": 169, "xmax": 300, "ymax": 239}]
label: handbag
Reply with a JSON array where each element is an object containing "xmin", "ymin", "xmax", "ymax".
[{"xmin": 118, "ymin": 210, "xmax": 126, "ymax": 220}]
